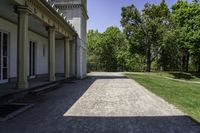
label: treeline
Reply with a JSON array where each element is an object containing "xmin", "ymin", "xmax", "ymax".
[{"xmin": 87, "ymin": 0, "xmax": 200, "ymax": 73}]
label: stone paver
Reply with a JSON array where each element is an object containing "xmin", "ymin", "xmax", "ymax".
[{"xmin": 0, "ymin": 72, "xmax": 200, "ymax": 133}]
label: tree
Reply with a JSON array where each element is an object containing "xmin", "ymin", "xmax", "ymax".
[
  {"xmin": 172, "ymin": 0, "xmax": 200, "ymax": 72},
  {"xmin": 121, "ymin": 0, "xmax": 170, "ymax": 72},
  {"xmin": 99, "ymin": 27, "xmax": 128, "ymax": 71},
  {"xmin": 87, "ymin": 0, "xmax": 200, "ymax": 74},
  {"xmin": 87, "ymin": 27, "xmax": 129, "ymax": 72},
  {"xmin": 87, "ymin": 30, "xmax": 102, "ymax": 71},
  {"xmin": 160, "ymin": 28, "xmax": 183, "ymax": 71}
]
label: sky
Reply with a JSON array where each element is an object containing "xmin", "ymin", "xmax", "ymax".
[{"xmin": 87, "ymin": 0, "xmax": 192, "ymax": 33}]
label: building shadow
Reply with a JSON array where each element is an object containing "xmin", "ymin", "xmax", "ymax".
[
  {"xmin": 61, "ymin": 116, "xmax": 200, "ymax": 133},
  {"xmin": 0, "ymin": 75, "xmax": 200, "ymax": 133}
]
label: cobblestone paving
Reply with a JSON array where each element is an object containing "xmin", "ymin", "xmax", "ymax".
[{"xmin": 0, "ymin": 72, "xmax": 200, "ymax": 133}]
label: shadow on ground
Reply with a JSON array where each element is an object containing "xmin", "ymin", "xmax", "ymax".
[
  {"xmin": 0, "ymin": 75, "xmax": 200, "ymax": 133},
  {"xmin": 169, "ymin": 72, "xmax": 194, "ymax": 80},
  {"xmin": 61, "ymin": 116, "xmax": 200, "ymax": 133},
  {"xmin": 191, "ymin": 72, "xmax": 200, "ymax": 78}
]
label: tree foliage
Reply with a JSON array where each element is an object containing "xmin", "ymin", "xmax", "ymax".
[
  {"xmin": 87, "ymin": 27, "xmax": 133, "ymax": 72},
  {"xmin": 121, "ymin": 0, "xmax": 170, "ymax": 72},
  {"xmin": 87, "ymin": 0, "xmax": 200, "ymax": 74}
]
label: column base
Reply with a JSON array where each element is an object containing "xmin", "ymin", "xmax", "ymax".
[
  {"xmin": 17, "ymin": 81, "xmax": 28, "ymax": 89},
  {"xmin": 65, "ymin": 76, "xmax": 70, "ymax": 79},
  {"xmin": 49, "ymin": 76, "xmax": 56, "ymax": 82}
]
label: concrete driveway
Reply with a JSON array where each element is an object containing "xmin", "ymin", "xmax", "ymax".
[{"xmin": 0, "ymin": 72, "xmax": 200, "ymax": 133}]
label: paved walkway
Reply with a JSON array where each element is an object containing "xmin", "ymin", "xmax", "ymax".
[{"xmin": 0, "ymin": 72, "xmax": 200, "ymax": 133}]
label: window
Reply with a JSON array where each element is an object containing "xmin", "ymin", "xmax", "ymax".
[{"xmin": 43, "ymin": 44, "xmax": 46, "ymax": 57}]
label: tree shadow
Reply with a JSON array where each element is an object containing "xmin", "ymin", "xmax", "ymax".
[
  {"xmin": 169, "ymin": 72, "xmax": 194, "ymax": 80},
  {"xmin": 190, "ymin": 72, "xmax": 200, "ymax": 79}
]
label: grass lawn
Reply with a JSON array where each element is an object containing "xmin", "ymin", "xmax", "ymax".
[{"xmin": 125, "ymin": 72, "xmax": 200, "ymax": 122}]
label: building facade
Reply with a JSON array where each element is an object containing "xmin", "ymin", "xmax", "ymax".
[
  {"xmin": 0, "ymin": 0, "xmax": 88, "ymax": 89},
  {"xmin": 52, "ymin": 0, "xmax": 88, "ymax": 78}
]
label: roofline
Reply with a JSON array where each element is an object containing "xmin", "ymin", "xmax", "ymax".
[{"xmin": 41, "ymin": 0, "xmax": 78, "ymax": 36}]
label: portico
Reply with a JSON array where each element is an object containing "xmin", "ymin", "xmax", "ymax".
[{"xmin": 0, "ymin": 0, "xmax": 78, "ymax": 89}]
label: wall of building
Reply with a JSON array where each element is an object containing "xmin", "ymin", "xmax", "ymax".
[
  {"xmin": 64, "ymin": 12, "xmax": 87, "ymax": 78},
  {"xmin": 56, "ymin": 0, "xmax": 88, "ymax": 78},
  {"xmin": 28, "ymin": 32, "xmax": 48, "ymax": 76},
  {"xmin": 55, "ymin": 40, "xmax": 64, "ymax": 74},
  {"xmin": 0, "ymin": 17, "xmax": 50, "ymax": 79},
  {"xmin": 62, "ymin": 8, "xmax": 82, "ymax": 36},
  {"xmin": 0, "ymin": 17, "xmax": 18, "ymax": 78},
  {"xmin": 69, "ymin": 40, "xmax": 76, "ymax": 76}
]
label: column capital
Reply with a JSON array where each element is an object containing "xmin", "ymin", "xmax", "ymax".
[
  {"xmin": 70, "ymin": 37, "xmax": 76, "ymax": 43},
  {"xmin": 63, "ymin": 36, "xmax": 70, "ymax": 40},
  {"xmin": 46, "ymin": 26, "xmax": 56, "ymax": 31},
  {"xmin": 16, "ymin": 5, "xmax": 32, "ymax": 14}
]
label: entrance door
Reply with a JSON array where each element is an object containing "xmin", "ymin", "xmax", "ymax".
[
  {"xmin": 0, "ymin": 31, "xmax": 9, "ymax": 83},
  {"xmin": 29, "ymin": 41, "xmax": 36, "ymax": 78}
]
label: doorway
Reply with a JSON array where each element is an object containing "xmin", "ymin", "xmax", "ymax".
[
  {"xmin": 29, "ymin": 41, "xmax": 36, "ymax": 78},
  {"xmin": 0, "ymin": 31, "xmax": 9, "ymax": 83}
]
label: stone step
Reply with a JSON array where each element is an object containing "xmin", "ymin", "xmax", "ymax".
[
  {"xmin": 0, "ymin": 81, "xmax": 62, "ymax": 105},
  {"xmin": 29, "ymin": 83, "xmax": 60, "ymax": 95}
]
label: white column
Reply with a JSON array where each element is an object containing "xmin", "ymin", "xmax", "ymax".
[
  {"xmin": 71, "ymin": 39, "xmax": 76, "ymax": 77},
  {"xmin": 64, "ymin": 37, "xmax": 70, "ymax": 78},
  {"xmin": 76, "ymin": 38, "xmax": 81, "ymax": 78},
  {"xmin": 48, "ymin": 27, "xmax": 56, "ymax": 82},
  {"xmin": 16, "ymin": 6, "xmax": 31, "ymax": 89}
]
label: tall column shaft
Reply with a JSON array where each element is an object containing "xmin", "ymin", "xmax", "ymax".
[
  {"xmin": 17, "ymin": 6, "xmax": 31, "ymax": 89},
  {"xmin": 48, "ymin": 27, "xmax": 56, "ymax": 81},
  {"xmin": 76, "ymin": 38, "xmax": 83, "ymax": 79},
  {"xmin": 71, "ymin": 39, "xmax": 76, "ymax": 77},
  {"xmin": 64, "ymin": 37, "xmax": 70, "ymax": 78}
]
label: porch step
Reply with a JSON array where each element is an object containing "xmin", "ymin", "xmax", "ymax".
[
  {"xmin": 0, "ymin": 81, "xmax": 62, "ymax": 105},
  {"xmin": 0, "ymin": 91, "xmax": 28, "ymax": 105},
  {"xmin": 29, "ymin": 82, "xmax": 60, "ymax": 95}
]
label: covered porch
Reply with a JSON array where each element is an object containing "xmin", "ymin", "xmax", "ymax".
[
  {"xmin": 0, "ymin": 75, "xmax": 68, "ymax": 104},
  {"xmin": 0, "ymin": 0, "xmax": 77, "ymax": 90}
]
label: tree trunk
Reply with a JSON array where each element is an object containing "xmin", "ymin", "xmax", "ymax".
[
  {"xmin": 181, "ymin": 50, "xmax": 189, "ymax": 72},
  {"xmin": 181, "ymin": 55, "xmax": 186, "ymax": 72},
  {"xmin": 146, "ymin": 44, "xmax": 151, "ymax": 72},
  {"xmin": 198, "ymin": 62, "xmax": 200, "ymax": 74},
  {"xmin": 157, "ymin": 54, "xmax": 161, "ymax": 71},
  {"xmin": 185, "ymin": 52, "xmax": 189, "ymax": 72}
]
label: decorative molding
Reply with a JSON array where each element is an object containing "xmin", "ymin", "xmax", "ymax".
[
  {"xmin": 55, "ymin": 4, "xmax": 82, "ymax": 10},
  {"xmin": 24, "ymin": 0, "xmax": 77, "ymax": 38},
  {"xmin": 0, "ymin": 15, "xmax": 48, "ymax": 39}
]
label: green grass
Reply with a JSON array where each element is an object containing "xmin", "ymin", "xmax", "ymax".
[{"xmin": 125, "ymin": 72, "xmax": 200, "ymax": 122}]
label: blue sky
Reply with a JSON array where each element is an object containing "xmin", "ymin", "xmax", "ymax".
[{"xmin": 87, "ymin": 0, "xmax": 192, "ymax": 32}]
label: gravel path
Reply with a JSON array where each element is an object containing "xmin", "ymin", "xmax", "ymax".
[{"xmin": 0, "ymin": 72, "xmax": 200, "ymax": 133}]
